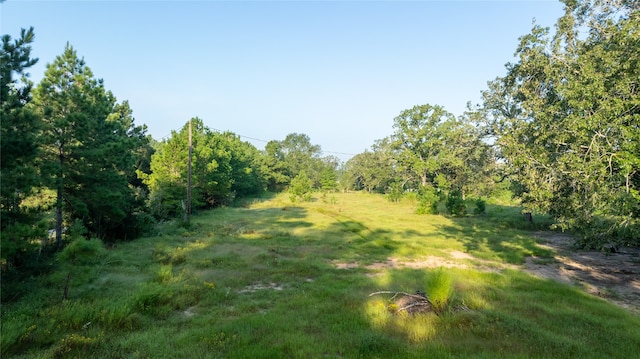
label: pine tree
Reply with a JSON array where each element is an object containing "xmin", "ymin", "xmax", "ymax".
[
  {"xmin": 33, "ymin": 44, "xmax": 150, "ymax": 244},
  {"xmin": 0, "ymin": 27, "xmax": 43, "ymax": 272}
]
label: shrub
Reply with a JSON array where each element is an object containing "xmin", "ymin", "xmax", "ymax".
[
  {"xmin": 446, "ymin": 190, "xmax": 466, "ymax": 216},
  {"xmin": 416, "ymin": 185, "xmax": 439, "ymax": 214},
  {"xmin": 289, "ymin": 171, "xmax": 313, "ymax": 203},
  {"xmin": 57, "ymin": 237, "xmax": 105, "ymax": 267},
  {"xmin": 473, "ymin": 198, "xmax": 486, "ymax": 216},
  {"xmin": 386, "ymin": 181, "xmax": 404, "ymax": 203}
]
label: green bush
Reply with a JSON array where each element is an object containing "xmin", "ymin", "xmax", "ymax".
[
  {"xmin": 154, "ymin": 244, "xmax": 187, "ymax": 265},
  {"xmin": 416, "ymin": 185, "xmax": 440, "ymax": 214},
  {"xmin": 446, "ymin": 190, "xmax": 466, "ymax": 216},
  {"xmin": 57, "ymin": 237, "xmax": 105, "ymax": 267},
  {"xmin": 289, "ymin": 171, "xmax": 313, "ymax": 203},
  {"xmin": 386, "ymin": 181, "xmax": 404, "ymax": 203},
  {"xmin": 473, "ymin": 198, "xmax": 487, "ymax": 215}
]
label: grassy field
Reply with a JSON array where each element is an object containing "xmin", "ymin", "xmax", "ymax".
[{"xmin": 3, "ymin": 192, "xmax": 640, "ymax": 358}]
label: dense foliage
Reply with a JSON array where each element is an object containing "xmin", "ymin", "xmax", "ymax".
[
  {"xmin": 262, "ymin": 133, "xmax": 339, "ymax": 192},
  {"xmin": 141, "ymin": 118, "xmax": 266, "ymax": 219},
  {"xmin": 343, "ymin": 105, "xmax": 497, "ymax": 211},
  {"xmin": 32, "ymin": 44, "xmax": 151, "ymax": 243},
  {"xmin": 0, "ymin": 27, "xmax": 44, "ymax": 274},
  {"xmin": 390, "ymin": 104, "xmax": 496, "ymax": 197},
  {"xmin": 342, "ymin": 0, "xmax": 639, "ymax": 247},
  {"xmin": 480, "ymin": 0, "xmax": 639, "ymax": 247}
]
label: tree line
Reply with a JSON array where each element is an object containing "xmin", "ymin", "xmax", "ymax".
[{"xmin": 1, "ymin": 0, "xmax": 638, "ymax": 283}]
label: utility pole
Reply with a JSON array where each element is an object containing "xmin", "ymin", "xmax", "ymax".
[{"xmin": 186, "ymin": 119, "xmax": 192, "ymax": 223}]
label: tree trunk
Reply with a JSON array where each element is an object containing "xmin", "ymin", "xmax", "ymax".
[
  {"xmin": 62, "ymin": 272, "xmax": 71, "ymax": 300},
  {"xmin": 55, "ymin": 149, "xmax": 64, "ymax": 249}
]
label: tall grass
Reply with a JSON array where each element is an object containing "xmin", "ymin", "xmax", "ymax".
[{"xmin": 426, "ymin": 268, "xmax": 454, "ymax": 313}]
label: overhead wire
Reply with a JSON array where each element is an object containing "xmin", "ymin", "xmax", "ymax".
[{"xmin": 154, "ymin": 125, "xmax": 356, "ymax": 158}]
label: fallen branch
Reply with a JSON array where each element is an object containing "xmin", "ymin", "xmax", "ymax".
[
  {"xmin": 369, "ymin": 291, "xmax": 427, "ymax": 301},
  {"xmin": 370, "ymin": 290, "xmax": 433, "ymax": 315},
  {"xmin": 397, "ymin": 301, "xmax": 432, "ymax": 313}
]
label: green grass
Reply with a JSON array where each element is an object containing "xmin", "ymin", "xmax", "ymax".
[{"xmin": 2, "ymin": 192, "xmax": 639, "ymax": 358}]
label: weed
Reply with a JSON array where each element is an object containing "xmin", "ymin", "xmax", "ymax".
[
  {"xmin": 131, "ymin": 282, "xmax": 173, "ymax": 316},
  {"xmin": 50, "ymin": 333, "xmax": 98, "ymax": 358}
]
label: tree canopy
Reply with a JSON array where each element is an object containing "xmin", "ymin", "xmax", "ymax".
[
  {"xmin": 480, "ymin": 0, "xmax": 640, "ymax": 247},
  {"xmin": 142, "ymin": 119, "xmax": 266, "ymax": 219},
  {"xmin": 0, "ymin": 27, "xmax": 44, "ymax": 273},
  {"xmin": 32, "ymin": 44, "xmax": 150, "ymax": 243}
]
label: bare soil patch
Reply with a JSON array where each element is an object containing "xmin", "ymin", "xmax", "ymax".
[
  {"xmin": 525, "ymin": 232, "xmax": 640, "ymax": 314},
  {"xmin": 333, "ymin": 251, "xmax": 473, "ymax": 272},
  {"xmin": 239, "ymin": 281, "xmax": 285, "ymax": 293},
  {"xmin": 332, "ymin": 250, "xmax": 508, "ymax": 274},
  {"xmin": 333, "ymin": 233, "xmax": 640, "ymax": 314}
]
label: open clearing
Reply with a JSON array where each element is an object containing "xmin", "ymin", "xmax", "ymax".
[{"xmin": 3, "ymin": 192, "xmax": 640, "ymax": 358}]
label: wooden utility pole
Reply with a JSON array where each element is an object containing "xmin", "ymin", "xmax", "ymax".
[{"xmin": 187, "ymin": 119, "xmax": 192, "ymax": 222}]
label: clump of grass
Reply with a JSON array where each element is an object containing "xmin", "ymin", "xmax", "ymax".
[
  {"xmin": 131, "ymin": 282, "xmax": 174, "ymax": 316},
  {"xmin": 48, "ymin": 333, "xmax": 98, "ymax": 358},
  {"xmin": 154, "ymin": 244, "xmax": 187, "ymax": 265},
  {"xmin": 426, "ymin": 268, "xmax": 454, "ymax": 314},
  {"xmin": 154, "ymin": 264, "xmax": 174, "ymax": 283}
]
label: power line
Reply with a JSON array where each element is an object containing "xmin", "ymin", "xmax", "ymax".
[
  {"xmin": 209, "ymin": 127, "xmax": 356, "ymax": 158},
  {"xmin": 154, "ymin": 126, "xmax": 356, "ymax": 158}
]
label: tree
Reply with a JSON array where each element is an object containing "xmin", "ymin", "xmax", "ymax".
[
  {"xmin": 225, "ymin": 133, "xmax": 266, "ymax": 198},
  {"xmin": 262, "ymin": 140, "xmax": 291, "ymax": 192},
  {"xmin": 481, "ymin": 0, "xmax": 640, "ymax": 247},
  {"xmin": 343, "ymin": 139, "xmax": 397, "ymax": 194},
  {"xmin": 320, "ymin": 166, "xmax": 338, "ymax": 192},
  {"xmin": 279, "ymin": 133, "xmax": 323, "ymax": 179},
  {"xmin": 1, "ymin": 27, "xmax": 40, "ymax": 224},
  {"xmin": 389, "ymin": 104, "xmax": 493, "ymax": 198},
  {"xmin": 143, "ymin": 119, "xmax": 264, "ymax": 218},
  {"xmin": 0, "ymin": 28, "xmax": 46, "ymax": 275},
  {"xmin": 391, "ymin": 104, "xmax": 455, "ymax": 188},
  {"xmin": 261, "ymin": 133, "xmax": 327, "ymax": 191},
  {"xmin": 32, "ymin": 44, "xmax": 150, "ymax": 243}
]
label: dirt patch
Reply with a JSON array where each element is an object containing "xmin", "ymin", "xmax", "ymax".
[
  {"xmin": 182, "ymin": 306, "xmax": 197, "ymax": 317},
  {"xmin": 239, "ymin": 282, "xmax": 285, "ymax": 293},
  {"xmin": 332, "ymin": 256, "xmax": 466, "ymax": 273},
  {"xmin": 332, "ymin": 250, "xmax": 505, "ymax": 273},
  {"xmin": 365, "ymin": 256, "xmax": 467, "ymax": 271},
  {"xmin": 525, "ymin": 232, "xmax": 640, "ymax": 314},
  {"xmin": 333, "ymin": 234, "xmax": 640, "ymax": 314}
]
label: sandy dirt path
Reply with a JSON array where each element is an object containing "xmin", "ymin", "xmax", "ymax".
[{"xmin": 525, "ymin": 232, "xmax": 640, "ymax": 314}]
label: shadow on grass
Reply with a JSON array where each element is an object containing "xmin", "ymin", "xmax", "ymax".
[
  {"xmin": 442, "ymin": 218, "xmax": 555, "ymax": 264},
  {"xmin": 361, "ymin": 266, "xmax": 640, "ymax": 358},
  {"xmin": 8, "ymin": 194, "xmax": 639, "ymax": 358}
]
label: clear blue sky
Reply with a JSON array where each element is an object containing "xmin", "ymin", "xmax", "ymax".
[{"xmin": 2, "ymin": 0, "xmax": 564, "ymax": 161}]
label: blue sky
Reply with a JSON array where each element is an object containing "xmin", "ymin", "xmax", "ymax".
[{"xmin": 1, "ymin": 0, "xmax": 565, "ymax": 161}]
